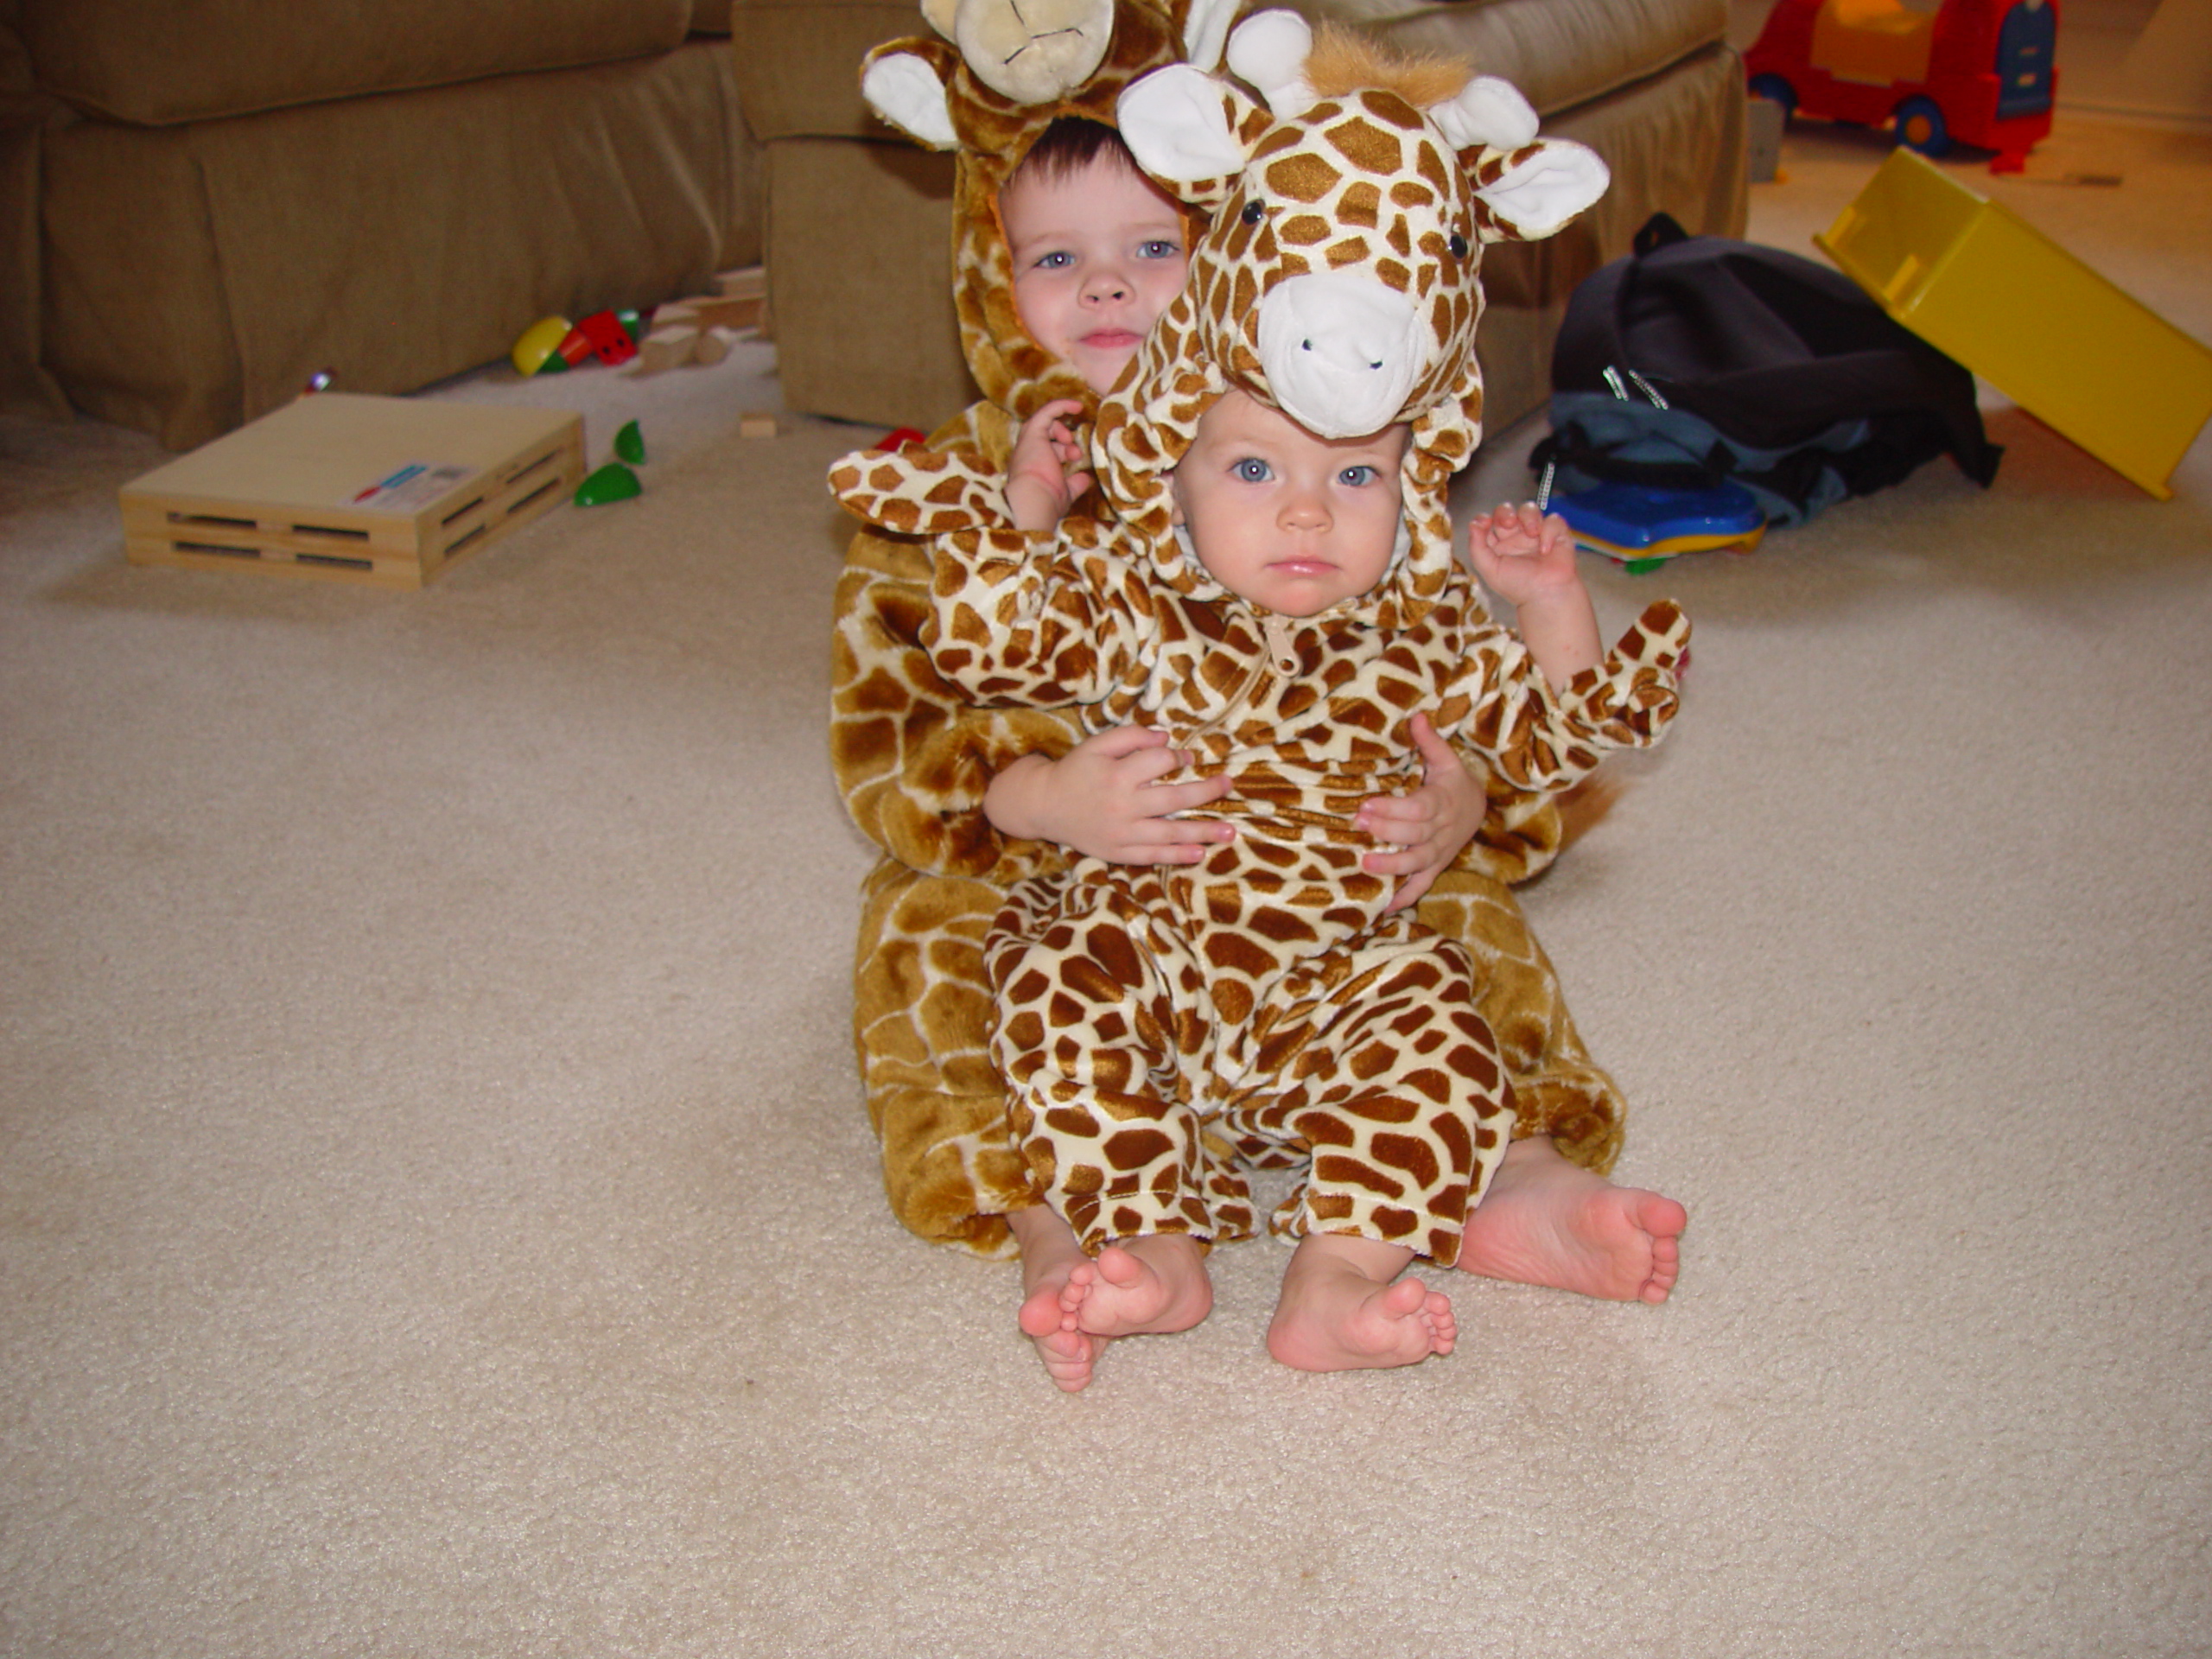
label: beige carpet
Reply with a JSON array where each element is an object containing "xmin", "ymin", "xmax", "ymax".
[{"xmin": 3, "ymin": 118, "xmax": 2208, "ymax": 1657}]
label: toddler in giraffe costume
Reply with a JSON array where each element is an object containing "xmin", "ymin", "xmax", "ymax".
[{"xmin": 841, "ymin": 39, "xmax": 1691, "ymax": 1378}]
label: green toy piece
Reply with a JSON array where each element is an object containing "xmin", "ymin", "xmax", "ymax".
[
  {"xmin": 574, "ymin": 461, "xmax": 641, "ymax": 505},
  {"xmin": 614, "ymin": 420, "xmax": 645, "ymax": 464}
]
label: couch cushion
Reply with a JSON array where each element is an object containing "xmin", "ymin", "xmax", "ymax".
[
  {"xmin": 729, "ymin": 0, "xmax": 1726, "ymax": 140},
  {"xmin": 22, "ymin": 0, "xmax": 695, "ymax": 127},
  {"xmin": 730, "ymin": 0, "xmax": 918, "ymax": 141},
  {"xmin": 1290, "ymin": 0, "xmax": 1727, "ymax": 118}
]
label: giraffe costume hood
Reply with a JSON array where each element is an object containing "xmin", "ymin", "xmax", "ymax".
[
  {"xmin": 1079, "ymin": 12, "xmax": 1609, "ymax": 625},
  {"xmin": 1094, "ymin": 10, "xmax": 1611, "ymax": 603},
  {"xmin": 860, "ymin": 0, "xmax": 1241, "ymax": 423}
]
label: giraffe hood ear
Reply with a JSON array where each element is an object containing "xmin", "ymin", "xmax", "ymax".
[
  {"xmin": 1224, "ymin": 9, "xmax": 1317, "ymax": 116},
  {"xmin": 1429, "ymin": 74, "xmax": 1538, "ymax": 153},
  {"xmin": 1471, "ymin": 137, "xmax": 1610, "ymax": 242},
  {"xmin": 861, "ymin": 41, "xmax": 961, "ymax": 149},
  {"xmin": 1178, "ymin": 0, "xmax": 1239, "ymax": 73},
  {"xmin": 1116, "ymin": 63, "xmax": 1260, "ymax": 205}
]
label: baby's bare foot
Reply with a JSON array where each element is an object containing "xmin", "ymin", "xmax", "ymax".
[
  {"xmin": 1009, "ymin": 1206, "xmax": 1111, "ymax": 1391},
  {"xmin": 1456, "ymin": 1136, "xmax": 1687, "ymax": 1304},
  {"xmin": 1065, "ymin": 1235, "xmax": 1213, "ymax": 1338},
  {"xmin": 1266, "ymin": 1235, "xmax": 1455, "ymax": 1372}
]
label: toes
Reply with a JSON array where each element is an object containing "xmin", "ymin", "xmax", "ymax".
[
  {"xmin": 1633, "ymin": 1191, "xmax": 1690, "ymax": 1242},
  {"xmin": 1093, "ymin": 1246, "xmax": 1144, "ymax": 1290},
  {"xmin": 1042, "ymin": 1357, "xmax": 1093, "ymax": 1392},
  {"xmin": 1036, "ymin": 1329, "xmax": 1103, "ymax": 1391},
  {"xmin": 1378, "ymin": 1275, "xmax": 1431, "ymax": 1317}
]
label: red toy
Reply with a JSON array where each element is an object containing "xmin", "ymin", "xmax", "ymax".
[
  {"xmin": 1745, "ymin": 0, "xmax": 2057, "ymax": 173},
  {"xmin": 567, "ymin": 309, "xmax": 641, "ymax": 368}
]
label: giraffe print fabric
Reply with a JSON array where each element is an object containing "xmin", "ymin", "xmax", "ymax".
[
  {"xmin": 833, "ymin": 16, "xmax": 1690, "ymax": 1260},
  {"xmin": 828, "ymin": 4, "xmax": 1649, "ymax": 1257},
  {"xmin": 903, "ymin": 504, "xmax": 1688, "ymax": 1258},
  {"xmin": 831, "ymin": 409, "xmax": 1626, "ymax": 1258}
]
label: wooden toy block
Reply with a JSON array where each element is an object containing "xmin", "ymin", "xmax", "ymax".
[
  {"xmin": 710, "ymin": 264, "xmax": 771, "ymax": 338},
  {"xmin": 694, "ymin": 326, "xmax": 741, "ymax": 366},
  {"xmin": 638, "ymin": 325, "xmax": 700, "ymax": 374},
  {"xmin": 715, "ymin": 295, "xmax": 768, "ymax": 332},
  {"xmin": 666, "ymin": 293, "xmax": 765, "ymax": 334},
  {"xmin": 630, "ymin": 283, "xmax": 766, "ymax": 375},
  {"xmin": 715, "ymin": 265, "xmax": 766, "ymax": 301},
  {"xmin": 119, "ymin": 393, "xmax": 582, "ymax": 588},
  {"xmin": 739, "ymin": 411, "xmax": 781, "ymax": 439}
]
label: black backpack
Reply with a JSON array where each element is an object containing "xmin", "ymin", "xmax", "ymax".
[{"xmin": 1531, "ymin": 214, "xmax": 2002, "ymax": 527}]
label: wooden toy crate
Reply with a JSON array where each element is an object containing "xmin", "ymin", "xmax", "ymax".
[
  {"xmin": 1817, "ymin": 149, "xmax": 2212, "ymax": 499},
  {"xmin": 120, "ymin": 393, "xmax": 584, "ymax": 588}
]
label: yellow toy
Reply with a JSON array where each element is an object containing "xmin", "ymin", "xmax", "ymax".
[{"xmin": 510, "ymin": 315, "xmax": 572, "ymax": 377}]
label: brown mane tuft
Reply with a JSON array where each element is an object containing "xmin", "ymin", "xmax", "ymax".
[{"xmin": 1300, "ymin": 20, "xmax": 1471, "ymax": 108}]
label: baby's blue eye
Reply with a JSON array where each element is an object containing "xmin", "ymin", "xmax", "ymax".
[
  {"xmin": 1138, "ymin": 239, "xmax": 1181, "ymax": 259},
  {"xmin": 1232, "ymin": 457, "xmax": 1273, "ymax": 483},
  {"xmin": 1035, "ymin": 251, "xmax": 1074, "ymax": 270},
  {"xmin": 1338, "ymin": 464, "xmax": 1382, "ymax": 486}
]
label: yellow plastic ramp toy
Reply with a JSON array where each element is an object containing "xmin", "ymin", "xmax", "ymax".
[{"xmin": 1817, "ymin": 149, "xmax": 2212, "ymax": 499}]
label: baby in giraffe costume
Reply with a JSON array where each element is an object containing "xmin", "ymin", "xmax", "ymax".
[{"xmin": 834, "ymin": 12, "xmax": 1691, "ymax": 1375}]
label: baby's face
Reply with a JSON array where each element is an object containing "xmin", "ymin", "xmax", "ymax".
[
  {"xmin": 1000, "ymin": 152, "xmax": 1188, "ymax": 397},
  {"xmin": 1170, "ymin": 390, "xmax": 1408, "ymax": 618}
]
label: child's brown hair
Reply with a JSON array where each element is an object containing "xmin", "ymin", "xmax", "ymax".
[{"xmin": 1011, "ymin": 116, "xmax": 1144, "ymax": 187}]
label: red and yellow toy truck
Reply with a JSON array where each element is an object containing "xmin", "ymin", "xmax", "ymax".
[{"xmin": 1745, "ymin": 0, "xmax": 2058, "ymax": 172}]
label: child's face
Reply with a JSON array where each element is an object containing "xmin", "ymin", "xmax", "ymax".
[
  {"xmin": 1170, "ymin": 391, "xmax": 1408, "ymax": 618},
  {"xmin": 1000, "ymin": 151, "xmax": 1188, "ymax": 397}
]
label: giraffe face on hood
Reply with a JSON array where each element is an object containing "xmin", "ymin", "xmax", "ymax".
[{"xmin": 1205, "ymin": 90, "xmax": 1483, "ymax": 439}]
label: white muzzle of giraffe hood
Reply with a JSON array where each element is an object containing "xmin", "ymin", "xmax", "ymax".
[{"xmin": 1255, "ymin": 272, "xmax": 1425, "ymax": 438}]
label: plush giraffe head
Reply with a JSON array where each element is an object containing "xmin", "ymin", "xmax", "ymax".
[
  {"xmin": 1090, "ymin": 10, "xmax": 1610, "ymax": 615},
  {"xmin": 859, "ymin": 0, "xmax": 1241, "ymax": 421}
]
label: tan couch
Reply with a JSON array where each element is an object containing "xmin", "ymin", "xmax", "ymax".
[
  {"xmin": 731, "ymin": 0, "xmax": 1747, "ymax": 439},
  {"xmin": 1, "ymin": 0, "xmax": 762, "ymax": 449}
]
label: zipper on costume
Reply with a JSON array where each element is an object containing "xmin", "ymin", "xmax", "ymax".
[{"xmin": 1183, "ymin": 606, "xmax": 1298, "ymax": 746}]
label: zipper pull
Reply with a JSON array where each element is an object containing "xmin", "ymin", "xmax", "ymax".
[{"xmin": 1262, "ymin": 613, "xmax": 1299, "ymax": 675}]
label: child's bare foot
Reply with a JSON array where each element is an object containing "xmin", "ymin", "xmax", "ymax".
[
  {"xmin": 1266, "ymin": 1234, "xmax": 1456, "ymax": 1372},
  {"xmin": 1456, "ymin": 1136, "xmax": 1687, "ymax": 1304},
  {"xmin": 1065, "ymin": 1234, "xmax": 1213, "ymax": 1338},
  {"xmin": 1008, "ymin": 1206, "xmax": 1111, "ymax": 1392}
]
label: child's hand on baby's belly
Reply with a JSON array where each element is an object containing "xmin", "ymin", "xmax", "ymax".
[
  {"xmin": 1358, "ymin": 713, "xmax": 1485, "ymax": 912},
  {"xmin": 1010, "ymin": 724, "xmax": 1233, "ymax": 865}
]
